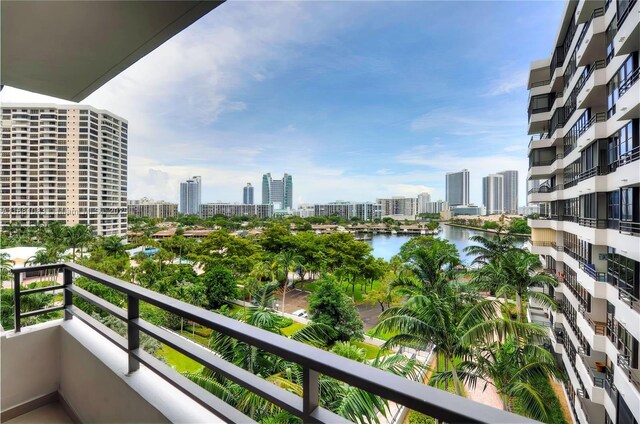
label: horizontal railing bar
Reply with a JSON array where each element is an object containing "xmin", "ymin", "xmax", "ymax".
[
  {"xmin": 20, "ymin": 285, "xmax": 64, "ymax": 295},
  {"xmin": 20, "ymin": 305, "xmax": 65, "ymax": 319},
  {"xmin": 66, "ymin": 285, "xmax": 127, "ymax": 321},
  {"xmin": 67, "ymin": 306, "xmax": 253, "ymax": 424},
  {"xmin": 67, "ymin": 305, "xmax": 129, "ymax": 350},
  {"xmin": 29, "ymin": 263, "xmax": 534, "ymax": 423},
  {"xmin": 132, "ymin": 317, "xmax": 305, "ymax": 418},
  {"xmin": 12, "ymin": 263, "xmax": 65, "ymax": 273},
  {"xmin": 131, "ymin": 347, "xmax": 257, "ymax": 424}
]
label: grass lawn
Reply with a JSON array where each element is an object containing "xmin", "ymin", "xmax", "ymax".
[
  {"xmin": 280, "ymin": 321, "xmax": 306, "ymax": 336},
  {"xmin": 352, "ymin": 341, "xmax": 390, "ymax": 359},
  {"xmin": 366, "ymin": 328, "xmax": 397, "ymax": 341},
  {"xmin": 158, "ymin": 344, "xmax": 202, "ymax": 373},
  {"xmin": 178, "ymin": 329, "xmax": 210, "ymax": 346}
]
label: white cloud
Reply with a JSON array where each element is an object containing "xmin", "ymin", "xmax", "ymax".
[{"xmin": 484, "ymin": 68, "xmax": 528, "ymax": 96}]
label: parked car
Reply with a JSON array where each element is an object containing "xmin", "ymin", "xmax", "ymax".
[{"xmin": 292, "ymin": 309, "xmax": 308, "ymax": 319}]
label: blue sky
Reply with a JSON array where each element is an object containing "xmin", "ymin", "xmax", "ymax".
[{"xmin": 2, "ymin": 1, "xmax": 565, "ymax": 207}]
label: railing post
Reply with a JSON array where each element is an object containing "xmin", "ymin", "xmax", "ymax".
[
  {"xmin": 13, "ymin": 271, "xmax": 21, "ymax": 333},
  {"xmin": 63, "ymin": 268, "xmax": 73, "ymax": 321},
  {"xmin": 127, "ymin": 295, "xmax": 140, "ymax": 373},
  {"xmin": 302, "ymin": 366, "xmax": 319, "ymax": 423}
]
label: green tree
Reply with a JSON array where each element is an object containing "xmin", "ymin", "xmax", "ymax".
[
  {"xmin": 509, "ymin": 218, "xmax": 531, "ymax": 234},
  {"xmin": 430, "ymin": 336, "xmax": 563, "ymax": 422},
  {"xmin": 307, "ymin": 276, "xmax": 364, "ymax": 342},
  {"xmin": 491, "ymin": 249, "xmax": 557, "ymax": 321},
  {"xmin": 200, "ymin": 265, "xmax": 238, "ymax": 309}
]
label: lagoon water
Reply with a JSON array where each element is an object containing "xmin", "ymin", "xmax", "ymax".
[{"xmin": 366, "ymin": 224, "xmax": 525, "ymax": 264}]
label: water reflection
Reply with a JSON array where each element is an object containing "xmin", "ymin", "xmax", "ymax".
[{"xmin": 366, "ymin": 225, "xmax": 526, "ymax": 264}]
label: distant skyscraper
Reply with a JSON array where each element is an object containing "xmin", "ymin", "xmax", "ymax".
[
  {"xmin": 498, "ymin": 170, "xmax": 518, "ymax": 214},
  {"xmin": 417, "ymin": 192, "xmax": 432, "ymax": 214},
  {"xmin": 482, "ymin": 174, "xmax": 504, "ymax": 215},
  {"xmin": 445, "ymin": 169, "xmax": 470, "ymax": 207},
  {"xmin": 180, "ymin": 176, "xmax": 201, "ymax": 215},
  {"xmin": 262, "ymin": 173, "xmax": 293, "ymax": 209},
  {"xmin": 243, "ymin": 183, "xmax": 254, "ymax": 205}
]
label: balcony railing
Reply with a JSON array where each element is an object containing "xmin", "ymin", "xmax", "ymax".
[
  {"xmin": 619, "ymin": 67, "xmax": 639, "ymax": 96},
  {"xmin": 618, "ymin": 0, "xmax": 638, "ymax": 27},
  {"xmin": 618, "ymin": 288, "xmax": 640, "ymax": 313},
  {"xmin": 608, "ymin": 145, "xmax": 640, "ymax": 173},
  {"xmin": 9, "ymin": 263, "xmax": 531, "ymax": 424},
  {"xmin": 576, "ymin": 8, "xmax": 605, "ymax": 52},
  {"xmin": 619, "ymin": 220, "xmax": 640, "ymax": 236},
  {"xmin": 579, "ymin": 263, "xmax": 607, "ymax": 282},
  {"xmin": 577, "ymin": 217, "xmax": 607, "ymax": 229}
]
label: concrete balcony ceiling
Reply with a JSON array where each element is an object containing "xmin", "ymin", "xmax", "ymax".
[{"xmin": 1, "ymin": 1, "xmax": 223, "ymax": 101}]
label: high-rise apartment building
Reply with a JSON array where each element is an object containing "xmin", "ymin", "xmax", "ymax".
[
  {"xmin": 262, "ymin": 173, "xmax": 292, "ymax": 209},
  {"xmin": 313, "ymin": 201, "xmax": 381, "ymax": 221},
  {"xmin": 377, "ymin": 197, "xmax": 418, "ymax": 219},
  {"xmin": 527, "ymin": 2, "xmax": 639, "ymax": 423},
  {"xmin": 1, "ymin": 104, "xmax": 127, "ymax": 236},
  {"xmin": 243, "ymin": 183, "xmax": 254, "ymax": 205},
  {"xmin": 199, "ymin": 203, "xmax": 273, "ymax": 219},
  {"xmin": 128, "ymin": 198, "xmax": 178, "ymax": 219},
  {"xmin": 445, "ymin": 169, "xmax": 470, "ymax": 207},
  {"xmin": 482, "ymin": 174, "xmax": 504, "ymax": 215},
  {"xmin": 179, "ymin": 176, "xmax": 201, "ymax": 215},
  {"xmin": 498, "ymin": 170, "xmax": 518, "ymax": 214},
  {"xmin": 425, "ymin": 200, "xmax": 449, "ymax": 214},
  {"xmin": 417, "ymin": 192, "xmax": 432, "ymax": 214}
]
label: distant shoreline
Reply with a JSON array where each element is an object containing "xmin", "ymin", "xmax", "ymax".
[{"xmin": 444, "ymin": 222, "xmax": 531, "ymax": 238}]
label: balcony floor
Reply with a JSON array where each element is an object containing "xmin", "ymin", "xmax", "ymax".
[{"xmin": 6, "ymin": 403, "xmax": 72, "ymax": 424}]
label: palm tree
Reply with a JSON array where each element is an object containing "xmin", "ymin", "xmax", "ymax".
[
  {"xmin": 0, "ymin": 253, "xmax": 14, "ymax": 284},
  {"xmin": 276, "ymin": 251, "xmax": 302, "ymax": 315},
  {"xmin": 430, "ymin": 336, "xmax": 563, "ymax": 422},
  {"xmin": 186, "ymin": 304, "xmax": 419, "ymax": 423},
  {"xmin": 463, "ymin": 227, "xmax": 517, "ymax": 266},
  {"xmin": 484, "ymin": 249, "xmax": 557, "ymax": 321},
  {"xmin": 101, "ymin": 236, "xmax": 126, "ymax": 257},
  {"xmin": 65, "ymin": 224, "xmax": 94, "ymax": 260},
  {"xmin": 396, "ymin": 238, "xmax": 460, "ymax": 296}
]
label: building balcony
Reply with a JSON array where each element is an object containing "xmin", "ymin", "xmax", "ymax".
[
  {"xmin": 613, "ymin": 0, "xmax": 639, "ymax": 57},
  {"xmin": 0, "ymin": 263, "xmax": 530, "ymax": 424},
  {"xmin": 576, "ymin": 64, "xmax": 606, "ymax": 110},
  {"xmin": 576, "ymin": 9, "xmax": 605, "ymax": 67},
  {"xmin": 615, "ymin": 68, "xmax": 640, "ymax": 121}
]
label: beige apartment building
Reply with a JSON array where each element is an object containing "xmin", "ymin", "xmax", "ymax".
[
  {"xmin": 1, "ymin": 104, "xmax": 128, "ymax": 236},
  {"xmin": 527, "ymin": 1, "xmax": 639, "ymax": 423},
  {"xmin": 128, "ymin": 198, "xmax": 177, "ymax": 219}
]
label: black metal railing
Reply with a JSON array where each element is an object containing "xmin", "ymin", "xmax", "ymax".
[
  {"xmin": 619, "ymin": 67, "xmax": 639, "ymax": 96},
  {"xmin": 531, "ymin": 79, "xmax": 551, "ymax": 88},
  {"xmin": 608, "ymin": 145, "xmax": 640, "ymax": 173},
  {"xmin": 576, "ymin": 8, "xmax": 605, "ymax": 52},
  {"xmin": 10, "ymin": 263, "xmax": 532, "ymax": 424},
  {"xmin": 579, "ymin": 263, "xmax": 608, "ymax": 282},
  {"xmin": 619, "ymin": 220, "xmax": 640, "ymax": 236},
  {"xmin": 578, "ymin": 217, "xmax": 607, "ymax": 229},
  {"xmin": 618, "ymin": 288, "xmax": 640, "ymax": 313},
  {"xmin": 618, "ymin": 0, "xmax": 638, "ymax": 27}
]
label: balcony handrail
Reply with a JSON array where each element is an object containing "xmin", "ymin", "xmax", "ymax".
[
  {"xmin": 617, "ymin": 0, "xmax": 638, "ymax": 27},
  {"xmin": 619, "ymin": 67, "xmax": 640, "ymax": 96},
  {"xmin": 9, "ymin": 263, "xmax": 534, "ymax": 424},
  {"xmin": 619, "ymin": 219, "xmax": 640, "ymax": 237},
  {"xmin": 608, "ymin": 145, "xmax": 640, "ymax": 173},
  {"xmin": 575, "ymin": 8, "xmax": 605, "ymax": 53},
  {"xmin": 531, "ymin": 79, "xmax": 551, "ymax": 88}
]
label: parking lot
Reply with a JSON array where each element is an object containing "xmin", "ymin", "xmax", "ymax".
[{"xmin": 282, "ymin": 288, "xmax": 382, "ymax": 330}]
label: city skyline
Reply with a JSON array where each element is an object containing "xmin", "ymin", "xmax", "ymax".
[{"xmin": 0, "ymin": 1, "xmax": 564, "ymax": 206}]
